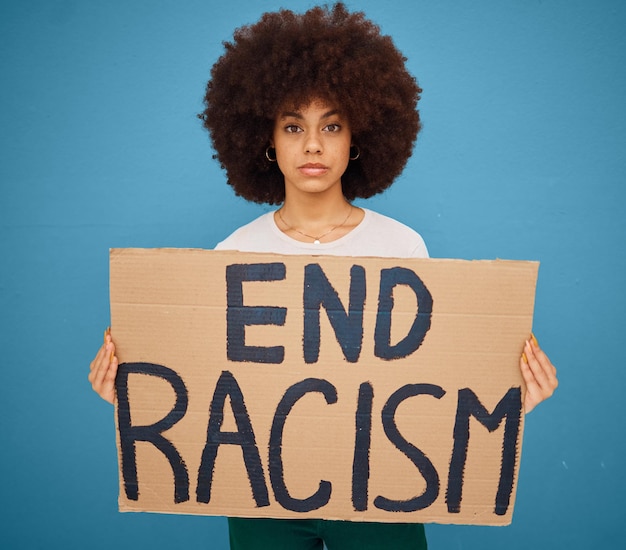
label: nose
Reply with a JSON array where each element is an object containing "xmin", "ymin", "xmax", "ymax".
[{"xmin": 304, "ymin": 131, "xmax": 323, "ymax": 154}]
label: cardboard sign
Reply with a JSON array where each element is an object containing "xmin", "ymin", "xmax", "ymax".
[{"xmin": 110, "ymin": 249, "xmax": 538, "ymax": 525}]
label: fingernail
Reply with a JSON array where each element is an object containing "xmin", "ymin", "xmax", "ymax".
[
  {"xmin": 110, "ymin": 350, "xmax": 115, "ymax": 363},
  {"xmin": 531, "ymin": 333, "xmax": 539, "ymax": 347},
  {"xmin": 522, "ymin": 352, "xmax": 528, "ymax": 364}
]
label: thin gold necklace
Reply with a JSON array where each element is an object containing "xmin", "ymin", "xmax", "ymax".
[{"xmin": 277, "ymin": 206, "xmax": 353, "ymax": 244}]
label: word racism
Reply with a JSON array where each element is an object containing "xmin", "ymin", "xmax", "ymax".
[{"xmin": 110, "ymin": 249, "xmax": 538, "ymax": 525}]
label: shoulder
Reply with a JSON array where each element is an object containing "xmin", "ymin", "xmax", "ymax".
[
  {"xmin": 346, "ymin": 209, "xmax": 429, "ymax": 258},
  {"xmin": 364, "ymin": 209, "xmax": 420, "ymax": 235},
  {"xmin": 214, "ymin": 212, "xmax": 275, "ymax": 251}
]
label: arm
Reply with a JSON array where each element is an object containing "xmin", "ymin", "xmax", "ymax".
[
  {"xmin": 520, "ymin": 334, "xmax": 558, "ymax": 414},
  {"xmin": 88, "ymin": 327, "xmax": 118, "ymax": 405}
]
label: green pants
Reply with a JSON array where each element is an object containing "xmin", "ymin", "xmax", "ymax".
[{"xmin": 228, "ymin": 518, "xmax": 427, "ymax": 550}]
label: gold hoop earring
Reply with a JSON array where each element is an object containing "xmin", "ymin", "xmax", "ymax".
[
  {"xmin": 265, "ymin": 146, "xmax": 277, "ymax": 162},
  {"xmin": 349, "ymin": 145, "xmax": 360, "ymax": 161}
]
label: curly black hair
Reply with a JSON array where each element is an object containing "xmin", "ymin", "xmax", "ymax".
[{"xmin": 201, "ymin": 2, "xmax": 422, "ymax": 205}]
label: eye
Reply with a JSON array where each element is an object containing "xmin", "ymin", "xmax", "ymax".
[
  {"xmin": 284, "ymin": 124, "xmax": 302, "ymax": 133},
  {"xmin": 324, "ymin": 123, "xmax": 342, "ymax": 132}
]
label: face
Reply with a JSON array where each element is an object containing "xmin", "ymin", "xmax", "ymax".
[{"xmin": 272, "ymin": 99, "xmax": 352, "ymax": 200}]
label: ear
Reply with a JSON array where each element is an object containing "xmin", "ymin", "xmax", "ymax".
[{"xmin": 349, "ymin": 144, "xmax": 361, "ymax": 161}]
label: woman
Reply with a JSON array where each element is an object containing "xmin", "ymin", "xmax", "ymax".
[{"xmin": 90, "ymin": 4, "xmax": 557, "ymax": 548}]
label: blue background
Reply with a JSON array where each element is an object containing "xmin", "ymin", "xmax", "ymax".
[{"xmin": 1, "ymin": 0, "xmax": 624, "ymax": 548}]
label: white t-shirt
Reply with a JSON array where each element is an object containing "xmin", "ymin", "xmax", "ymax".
[{"xmin": 215, "ymin": 208, "xmax": 428, "ymax": 258}]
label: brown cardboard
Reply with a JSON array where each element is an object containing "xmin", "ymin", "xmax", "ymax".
[{"xmin": 110, "ymin": 248, "xmax": 539, "ymax": 525}]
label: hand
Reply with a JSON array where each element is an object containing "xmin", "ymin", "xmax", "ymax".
[
  {"xmin": 88, "ymin": 327, "xmax": 118, "ymax": 404},
  {"xmin": 520, "ymin": 334, "xmax": 558, "ymax": 413}
]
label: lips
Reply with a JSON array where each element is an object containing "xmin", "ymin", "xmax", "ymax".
[{"xmin": 298, "ymin": 163, "xmax": 329, "ymax": 176}]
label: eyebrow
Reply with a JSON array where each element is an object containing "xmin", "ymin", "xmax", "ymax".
[{"xmin": 279, "ymin": 109, "xmax": 341, "ymax": 120}]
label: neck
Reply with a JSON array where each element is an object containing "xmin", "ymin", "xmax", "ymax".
[
  {"xmin": 281, "ymin": 193, "xmax": 352, "ymax": 227},
  {"xmin": 276, "ymin": 190, "xmax": 361, "ymax": 244}
]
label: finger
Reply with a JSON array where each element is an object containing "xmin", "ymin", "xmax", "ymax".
[
  {"xmin": 527, "ymin": 337, "xmax": 558, "ymax": 389},
  {"xmin": 530, "ymin": 335, "xmax": 558, "ymax": 379},
  {"xmin": 96, "ymin": 349, "xmax": 118, "ymax": 392},
  {"xmin": 89, "ymin": 341, "xmax": 116, "ymax": 389},
  {"xmin": 519, "ymin": 350, "xmax": 536, "ymax": 388},
  {"xmin": 525, "ymin": 340, "xmax": 553, "ymax": 389},
  {"xmin": 520, "ymin": 354, "xmax": 541, "ymax": 396},
  {"xmin": 103, "ymin": 353, "xmax": 119, "ymax": 386},
  {"xmin": 91, "ymin": 328, "xmax": 114, "ymax": 375},
  {"xmin": 524, "ymin": 340, "xmax": 549, "ymax": 388},
  {"xmin": 88, "ymin": 348, "xmax": 108, "ymax": 390},
  {"xmin": 89, "ymin": 345, "xmax": 118, "ymax": 404},
  {"xmin": 520, "ymin": 354, "xmax": 546, "ymax": 414},
  {"xmin": 89, "ymin": 342, "xmax": 107, "ymax": 372}
]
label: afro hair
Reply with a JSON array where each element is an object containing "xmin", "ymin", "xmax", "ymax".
[{"xmin": 201, "ymin": 2, "xmax": 422, "ymax": 205}]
